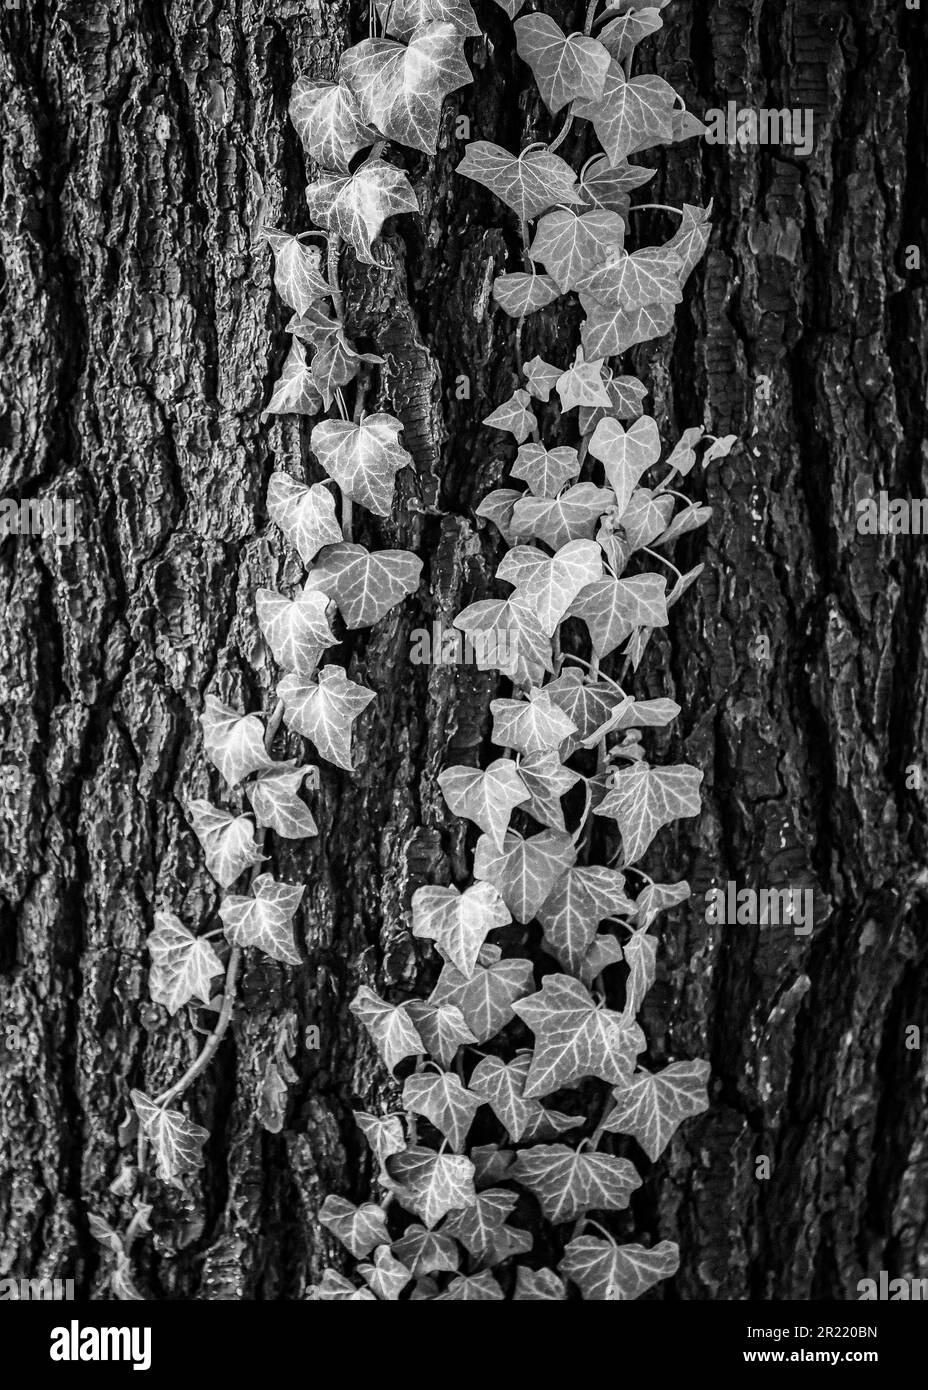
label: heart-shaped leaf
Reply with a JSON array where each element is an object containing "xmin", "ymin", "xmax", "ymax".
[
  {"xmin": 514, "ymin": 14, "xmax": 611, "ymax": 113},
  {"xmin": 262, "ymin": 339, "xmax": 323, "ymax": 419},
  {"xmin": 305, "ymin": 161, "xmax": 419, "ymax": 265},
  {"xmin": 499, "ymin": 538, "xmax": 603, "ymax": 637},
  {"xmin": 474, "ymin": 829, "xmax": 577, "ymax": 923},
  {"xmin": 559, "ymin": 1236, "xmax": 679, "ymax": 1301},
  {"xmin": 148, "ymin": 912, "xmax": 223, "ymax": 1016},
  {"xmin": 289, "ymin": 77, "xmax": 379, "ymax": 172},
  {"xmin": 492, "ymin": 271, "xmax": 560, "ymax": 317},
  {"xmin": 598, "ymin": 7, "xmax": 664, "ymax": 61},
  {"xmin": 634, "ymin": 879, "xmax": 690, "ymax": 929},
  {"xmin": 602, "ymin": 1060, "xmax": 711, "ymax": 1160},
  {"xmin": 355, "ymin": 1111, "xmax": 407, "ymax": 1170},
  {"xmin": 391, "ymin": 1223, "xmax": 460, "ymax": 1277},
  {"xmin": 579, "ymin": 247, "xmax": 683, "ymax": 311},
  {"xmin": 581, "ymin": 299, "xmax": 675, "ymax": 358},
  {"xmin": 262, "ymin": 229, "xmax": 331, "ymax": 312},
  {"xmin": 475, "ymin": 487, "xmax": 523, "ymax": 543},
  {"xmin": 442, "ymin": 1188, "xmax": 519, "ymax": 1262},
  {"xmin": 578, "ymin": 374, "xmax": 649, "ymax": 435},
  {"xmin": 266, "ymin": 473, "xmax": 343, "ymax": 566},
  {"xmin": 341, "ymin": 23, "xmax": 472, "ymax": 154},
  {"xmin": 453, "ymin": 597, "xmax": 553, "ymax": 687},
  {"xmin": 530, "ymin": 208, "xmax": 625, "ymax": 291},
  {"xmin": 310, "ymin": 333, "xmax": 383, "ymax": 408},
  {"xmin": 490, "ymin": 689, "xmax": 577, "ymax": 754},
  {"xmin": 386, "ymin": 1145, "xmax": 476, "ymax": 1228},
  {"xmin": 483, "ymin": 388, "xmax": 536, "ymax": 442},
  {"xmin": 512, "ymin": 973, "xmax": 646, "ymax": 1096},
  {"xmin": 375, "ymin": 0, "xmax": 480, "ymax": 41},
  {"xmin": 521, "ymin": 356, "xmax": 564, "ymax": 403},
  {"xmin": 201, "ymin": 696, "xmax": 275, "ymax": 787},
  {"xmin": 429, "ymin": 954, "xmax": 534, "ymax": 1042},
  {"xmin": 412, "ymin": 880, "xmax": 511, "ymax": 978},
  {"xmin": 516, "ymin": 751, "xmax": 581, "ymax": 831},
  {"xmin": 437, "ymin": 760, "xmax": 530, "ymax": 853},
  {"xmin": 219, "ymin": 873, "xmax": 304, "ymax": 965},
  {"xmin": 556, "ymin": 358, "xmax": 612, "ymax": 411},
  {"xmin": 311, "ymin": 413, "xmax": 412, "ymax": 517},
  {"xmin": 305, "ymin": 543, "xmax": 422, "ymax": 629},
  {"xmin": 620, "ymin": 489, "xmax": 674, "ymax": 549},
  {"xmin": 456, "ymin": 141, "xmax": 583, "ymax": 221},
  {"xmin": 512, "ymin": 1145, "xmax": 641, "ymax": 1222},
  {"xmin": 357, "ymin": 1244, "xmax": 413, "ymax": 1301},
  {"xmin": 350, "ymin": 985, "xmax": 426, "ymax": 1072},
  {"xmin": 130, "ymin": 1091, "xmax": 209, "ymax": 1188},
  {"xmin": 514, "ymin": 1266, "xmax": 567, "ymax": 1300},
  {"xmin": 405, "ymin": 999, "xmax": 477, "ymax": 1067},
  {"xmin": 435, "ymin": 1271, "xmax": 505, "ymax": 1300},
  {"xmin": 469, "ymin": 1052, "xmax": 583, "ymax": 1142},
  {"xmin": 256, "ymin": 584, "xmax": 337, "ymax": 677},
  {"xmin": 568, "ymin": 574, "xmax": 668, "ymax": 658},
  {"xmin": 594, "ymin": 762, "xmax": 703, "ymax": 864},
  {"xmin": 511, "ymin": 443, "xmax": 581, "ymax": 497},
  {"xmin": 319, "ymin": 1195, "xmax": 392, "ymax": 1258},
  {"xmin": 188, "ymin": 801, "xmax": 265, "ymax": 888},
  {"xmin": 573, "ymin": 64, "xmax": 678, "ymax": 165},
  {"xmin": 245, "ymin": 762, "xmax": 318, "ymax": 839},
  {"xmin": 511, "ymin": 484, "xmax": 614, "ymax": 549},
  {"xmin": 402, "ymin": 1070, "xmax": 482, "ymax": 1151},
  {"xmin": 544, "ymin": 668, "xmax": 626, "ymax": 756},
  {"xmin": 578, "ymin": 155, "xmax": 655, "ymax": 213},
  {"xmin": 537, "ymin": 865, "xmax": 636, "ymax": 974},
  {"xmin": 588, "ymin": 415, "xmax": 661, "ymax": 514},
  {"xmin": 278, "ymin": 664, "xmax": 375, "ymax": 770}
]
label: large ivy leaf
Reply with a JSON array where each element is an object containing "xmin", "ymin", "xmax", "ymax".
[
  {"xmin": 456, "ymin": 141, "xmax": 583, "ymax": 221},
  {"xmin": 468, "ymin": 1052, "xmax": 583, "ymax": 1142},
  {"xmin": 511, "ymin": 484, "xmax": 614, "ymax": 550},
  {"xmin": 412, "ymin": 880, "xmax": 511, "ymax": 978},
  {"xmin": 386, "ymin": 1145, "xmax": 476, "ymax": 1228},
  {"xmin": 453, "ymin": 597, "xmax": 553, "ymax": 687},
  {"xmin": 512, "ymin": 1145, "xmax": 641, "ymax": 1223},
  {"xmin": 341, "ymin": 23, "xmax": 472, "ymax": 155},
  {"xmin": 305, "ymin": 162, "xmax": 418, "ymax": 265},
  {"xmin": 305, "ymin": 542, "xmax": 422, "ymax": 628},
  {"xmin": 435, "ymin": 1271, "xmax": 505, "ymax": 1300},
  {"xmin": 568, "ymin": 574, "xmax": 668, "ymax": 658},
  {"xmin": 512, "ymin": 442, "xmax": 580, "ymax": 497},
  {"xmin": 187, "ymin": 801, "xmax": 265, "ymax": 888},
  {"xmin": 490, "ymin": 689, "xmax": 577, "ymax": 755},
  {"xmin": 311, "ymin": 413, "xmax": 412, "ymax": 518},
  {"xmin": 262, "ymin": 229, "xmax": 330, "ymax": 313},
  {"xmin": 492, "ymin": 271, "xmax": 560, "ymax": 317},
  {"xmin": 278, "ymin": 664, "xmax": 375, "ymax": 770},
  {"xmin": 262, "ymin": 339, "xmax": 323, "ymax": 419},
  {"xmin": 319, "ymin": 1195, "xmax": 391, "ymax": 1258},
  {"xmin": 405, "ymin": 999, "xmax": 477, "ymax": 1067},
  {"xmin": 256, "ymin": 584, "xmax": 336, "ymax": 677},
  {"xmin": 219, "ymin": 873, "xmax": 304, "ymax": 965},
  {"xmin": 356, "ymin": 1111, "xmax": 407, "ymax": 1170},
  {"xmin": 499, "ymin": 538, "xmax": 603, "ymax": 637},
  {"xmin": 391, "ymin": 1223, "xmax": 460, "ymax": 1277},
  {"xmin": 516, "ymin": 751, "xmax": 580, "ymax": 832},
  {"xmin": 581, "ymin": 299, "xmax": 675, "ymax": 359},
  {"xmin": 289, "ymin": 77, "xmax": 379, "ymax": 173},
  {"xmin": 403, "ymin": 1070, "xmax": 482, "ymax": 1151},
  {"xmin": 530, "ymin": 208, "xmax": 625, "ymax": 292},
  {"xmin": 246, "ymin": 763, "xmax": 318, "ymax": 839},
  {"xmin": 513, "ymin": 14, "xmax": 611, "ymax": 114},
  {"xmin": 514, "ymin": 1266, "xmax": 567, "ymax": 1300},
  {"xmin": 429, "ymin": 953, "xmax": 535, "ymax": 1042},
  {"xmin": 559, "ymin": 1236, "xmax": 679, "ymax": 1300},
  {"xmin": 148, "ymin": 912, "xmax": 223, "ymax": 1016},
  {"xmin": 130, "ymin": 1091, "xmax": 209, "ymax": 1188},
  {"xmin": 375, "ymin": 0, "xmax": 480, "ymax": 41},
  {"xmin": 474, "ymin": 829, "xmax": 576, "ymax": 924},
  {"xmin": 266, "ymin": 474, "xmax": 343, "ymax": 567},
  {"xmin": 512, "ymin": 973, "xmax": 645, "ymax": 1097},
  {"xmin": 579, "ymin": 248, "xmax": 683, "ymax": 312},
  {"xmin": 350, "ymin": 985, "xmax": 426, "ymax": 1072},
  {"xmin": 358, "ymin": 1244, "xmax": 413, "ymax": 1301},
  {"xmin": 537, "ymin": 866, "xmax": 636, "ymax": 975},
  {"xmin": 201, "ymin": 696, "xmax": 275, "ymax": 787},
  {"xmin": 442, "ymin": 1188, "xmax": 518, "ymax": 1261},
  {"xmin": 594, "ymin": 762, "xmax": 703, "ymax": 863},
  {"xmin": 602, "ymin": 1060, "xmax": 711, "ymax": 1160},
  {"xmin": 588, "ymin": 414, "xmax": 661, "ymax": 514},
  {"xmin": 437, "ymin": 760, "xmax": 529, "ymax": 853},
  {"xmin": 573, "ymin": 64, "xmax": 678, "ymax": 166},
  {"xmin": 598, "ymin": 7, "xmax": 664, "ymax": 61}
]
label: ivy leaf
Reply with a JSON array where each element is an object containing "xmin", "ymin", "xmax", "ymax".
[
  {"xmin": 435, "ymin": 1271, "xmax": 505, "ymax": 1300},
  {"xmin": 598, "ymin": 7, "xmax": 664, "ymax": 61},
  {"xmin": 219, "ymin": 873, "xmax": 304, "ymax": 965},
  {"xmin": 573, "ymin": 64, "xmax": 678, "ymax": 166},
  {"xmin": 286, "ymin": 303, "xmax": 341, "ymax": 348},
  {"xmin": 310, "ymin": 1270, "xmax": 377, "ymax": 1301},
  {"xmin": 130, "ymin": 1091, "xmax": 209, "ymax": 1188},
  {"xmin": 391, "ymin": 1224, "xmax": 460, "ymax": 1277},
  {"xmin": 375, "ymin": 0, "xmax": 480, "ymax": 41},
  {"xmin": 201, "ymin": 696, "xmax": 275, "ymax": 787},
  {"xmin": 483, "ymin": 388, "xmax": 536, "ymax": 443},
  {"xmin": 512, "ymin": 1145, "xmax": 641, "ymax": 1223},
  {"xmin": 437, "ymin": 760, "xmax": 529, "ymax": 853},
  {"xmin": 579, "ymin": 247, "xmax": 683, "ymax": 313},
  {"xmin": 602, "ymin": 1060, "xmax": 710, "ymax": 1160},
  {"xmin": 246, "ymin": 763, "xmax": 318, "ymax": 840},
  {"xmin": 581, "ymin": 299, "xmax": 675, "ymax": 359},
  {"xmin": 386, "ymin": 1145, "xmax": 476, "ymax": 1228},
  {"xmin": 305, "ymin": 543, "xmax": 422, "ymax": 628},
  {"xmin": 521, "ymin": 356, "xmax": 563, "ymax": 404},
  {"xmin": 513, "ymin": 14, "xmax": 611, "ymax": 114},
  {"xmin": 582, "ymin": 934, "xmax": 625, "ymax": 984},
  {"xmin": 512, "ymin": 973, "xmax": 646, "ymax": 1097},
  {"xmin": 188, "ymin": 801, "xmax": 265, "ymax": 888},
  {"xmin": 588, "ymin": 415, "xmax": 661, "ymax": 515},
  {"xmin": 492, "ymin": 271, "xmax": 560, "ymax": 317},
  {"xmin": 319, "ymin": 1195, "xmax": 392, "ymax": 1258},
  {"xmin": 256, "ymin": 584, "xmax": 337, "ymax": 677},
  {"xmin": 305, "ymin": 162, "xmax": 418, "ymax": 266},
  {"xmin": 556, "ymin": 359, "xmax": 612, "ymax": 412},
  {"xmin": 475, "ymin": 487, "xmax": 523, "ymax": 543},
  {"xmin": 356, "ymin": 1111, "xmax": 407, "ymax": 1169},
  {"xmin": 512, "ymin": 443, "xmax": 581, "ymax": 497},
  {"xmin": 350, "ymin": 985, "xmax": 426, "ymax": 1073},
  {"xmin": 289, "ymin": 77, "xmax": 379, "ymax": 173},
  {"xmin": 620, "ymin": 489, "xmax": 674, "ymax": 550},
  {"xmin": 635, "ymin": 879, "xmax": 690, "ymax": 929},
  {"xmin": 405, "ymin": 999, "xmax": 477, "ymax": 1068},
  {"xmin": 704, "ymin": 433, "xmax": 738, "ymax": 463},
  {"xmin": 491, "ymin": 688, "xmax": 577, "ymax": 755},
  {"xmin": 429, "ymin": 954, "xmax": 535, "ymax": 1042},
  {"xmin": 530, "ymin": 209, "xmax": 625, "ymax": 292},
  {"xmin": 261, "ymin": 229, "xmax": 330, "ymax": 312},
  {"xmin": 453, "ymin": 597, "xmax": 553, "ymax": 687},
  {"xmin": 579, "ymin": 154, "xmax": 655, "ymax": 213},
  {"xmin": 341, "ymin": 23, "xmax": 472, "ymax": 155},
  {"xmin": 262, "ymin": 339, "xmax": 323, "ymax": 420},
  {"xmin": 469, "ymin": 1052, "xmax": 583, "ymax": 1143},
  {"xmin": 471, "ymin": 1143, "xmax": 516, "ymax": 1187},
  {"xmin": 514, "ymin": 1266, "xmax": 567, "ymax": 1300},
  {"xmin": 545, "ymin": 669, "xmax": 626, "ymax": 757},
  {"xmin": 568, "ymin": 574, "xmax": 669, "ymax": 658},
  {"xmin": 358, "ymin": 1245, "xmax": 413, "ymax": 1301},
  {"xmin": 266, "ymin": 474, "xmax": 343, "ymax": 566},
  {"xmin": 403, "ymin": 1070, "xmax": 482, "ymax": 1151},
  {"xmin": 412, "ymin": 880, "xmax": 512, "ymax": 979},
  {"xmin": 442, "ymin": 1188, "xmax": 517, "ymax": 1261},
  {"xmin": 148, "ymin": 912, "xmax": 223, "ymax": 1017},
  {"xmin": 311, "ymin": 413, "xmax": 412, "ymax": 518},
  {"xmin": 655, "ymin": 502, "xmax": 711, "ymax": 547},
  {"xmin": 310, "ymin": 333, "xmax": 384, "ymax": 409},
  {"xmin": 516, "ymin": 751, "xmax": 581, "ymax": 832},
  {"xmin": 665, "ymin": 426, "xmax": 705, "ymax": 476},
  {"xmin": 511, "ymin": 484, "xmax": 615, "ymax": 550},
  {"xmin": 594, "ymin": 762, "xmax": 703, "ymax": 864},
  {"xmin": 474, "ymin": 828, "xmax": 577, "ymax": 923},
  {"xmin": 587, "ymin": 694, "xmax": 680, "ymax": 747},
  {"xmin": 559, "ymin": 1236, "xmax": 680, "ymax": 1300},
  {"xmin": 490, "ymin": 0, "xmax": 526, "ymax": 16},
  {"xmin": 537, "ymin": 865, "xmax": 636, "ymax": 975},
  {"xmin": 671, "ymin": 108, "xmax": 708, "ymax": 144},
  {"xmin": 456, "ymin": 141, "xmax": 583, "ymax": 221},
  {"xmin": 278, "ymin": 664, "xmax": 375, "ymax": 770},
  {"xmin": 663, "ymin": 202, "xmax": 712, "ymax": 285},
  {"xmin": 578, "ymin": 374, "xmax": 649, "ymax": 435}
]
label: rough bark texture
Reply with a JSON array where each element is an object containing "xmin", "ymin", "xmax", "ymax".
[{"xmin": 1, "ymin": 0, "xmax": 926, "ymax": 1300}]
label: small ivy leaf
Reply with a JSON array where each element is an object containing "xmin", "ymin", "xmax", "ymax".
[
  {"xmin": 262, "ymin": 338, "xmax": 324, "ymax": 420},
  {"xmin": 305, "ymin": 542, "xmax": 423, "ymax": 629},
  {"xmin": 704, "ymin": 433, "xmax": 738, "ymax": 463},
  {"xmin": 188, "ymin": 801, "xmax": 265, "ymax": 888},
  {"xmin": 305, "ymin": 161, "xmax": 419, "ymax": 266},
  {"xmin": 442, "ymin": 1187, "xmax": 517, "ymax": 1261},
  {"xmin": 581, "ymin": 934, "xmax": 624, "ymax": 985},
  {"xmin": 319, "ymin": 1194, "xmax": 392, "ymax": 1258},
  {"xmin": 492, "ymin": 271, "xmax": 560, "ymax": 317},
  {"xmin": 350, "ymin": 985, "xmax": 426, "ymax": 1073},
  {"xmin": 405, "ymin": 999, "xmax": 477, "ymax": 1068},
  {"xmin": 266, "ymin": 474, "xmax": 343, "ymax": 566},
  {"xmin": 581, "ymin": 298, "xmax": 675, "ymax": 359},
  {"xmin": 490, "ymin": 689, "xmax": 577, "ymax": 755},
  {"xmin": 658, "ymin": 501, "xmax": 710, "ymax": 546},
  {"xmin": 667, "ymin": 562, "xmax": 706, "ymax": 608},
  {"xmin": 490, "ymin": 0, "xmax": 526, "ymax": 17},
  {"xmin": 438, "ymin": 760, "xmax": 529, "ymax": 854},
  {"xmin": 473, "ymin": 828, "xmax": 577, "ymax": 924},
  {"xmin": 573, "ymin": 63, "xmax": 678, "ymax": 166},
  {"xmin": 559, "ymin": 1236, "xmax": 680, "ymax": 1301},
  {"xmin": 311, "ymin": 413, "xmax": 412, "ymax": 518},
  {"xmin": 429, "ymin": 955, "xmax": 535, "ymax": 1043},
  {"xmin": 556, "ymin": 359, "xmax": 612, "ymax": 412},
  {"xmin": 456, "ymin": 141, "xmax": 583, "ymax": 221},
  {"xmin": 375, "ymin": 0, "xmax": 480, "ymax": 41},
  {"xmin": 468, "ymin": 1052, "xmax": 583, "ymax": 1143},
  {"xmin": 403, "ymin": 1070, "xmax": 482, "ymax": 1151},
  {"xmin": 602, "ymin": 1060, "xmax": 710, "ymax": 1161},
  {"xmin": 511, "ymin": 484, "xmax": 615, "ymax": 551},
  {"xmin": 88, "ymin": 1213, "xmax": 124, "ymax": 1256},
  {"xmin": 588, "ymin": 414, "xmax": 661, "ymax": 515},
  {"xmin": 568, "ymin": 574, "xmax": 669, "ymax": 658},
  {"xmin": 512, "ymin": 1145, "xmax": 641, "ymax": 1223},
  {"xmin": 289, "ymin": 77, "xmax": 379, "ymax": 173},
  {"xmin": 201, "ymin": 696, "xmax": 275, "ymax": 788},
  {"xmin": 435, "ymin": 1270, "xmax": 505, "ymax": 1300},
  {"xmin": 516, "ymin": 751, "xmax": 581, "ymax": 832},
  {"xmin": 620, "ymin": 489, "xmax": 674, "ymax": 550},
  {"xmin": 286, "ymin": 303, "xmax": 342, "ymax": 348},
  {"xmin": 513, "ymin": 14, "xmax": 611, "ymax": 114},
  {"xmin": 521, "ymin": 356, "xmax": 563, "ymax": 404},
  {"xmin": 595, "ymin": 762, "xmax": 703, "ymax": 864},
  {"xmin": 386, "ymin": 1145, "xmax": 477, "ymax": 1229},
  {"xmin": 130, "ymin": 1091, "xmax": 209, "ymax": 1188},
  {"xmin": 357, "ymin": 1244, "xmax": 413, "ymax": 1301},
  {"xmin": 256, "ymin": 585, "xmax": 336, "ymax": 680},
  {"xmin": 579, "ymin": 247, "xmax": 683, "ymax": 313},
  {"xmin": 578, "ymin": 374, "xmax": 648, "ymax": 435},
  {"xmin": 219, "ymin": 873, "xmax": 304, "ymax": 965},
  {"xmin": 588, "ymin": 695, "xmax": 680, "ymax": 747},
  {"xmin": 310, "ymin": 333, "xmax": 383, "ymax": 409},
  {"xmin": 261, "ymin": 229, "xmax": 331, "ymax": 313},
  {"xmin": 391, "ymin": 1223, "xmax": 461, "ymax": 1277},
  {"xmin": 578, "ymin": 155, "xmax": 655, "ymax": 214},
  {"xmin": 665, "ymin": 425, "xmax": 704, "ymax": 476},
  {"xmin": 663, "ymin": 202, "xmax": 713, "ymax": 286},
  {"xmin": 483, "ymin": 388, "xmax": 536, "ymax": 443},
  {"xmin": 355, "ymin": 1111, "xmax": 407, "ymax": 1170},
  {"xmin": 471, "ymin": 1143, "xmax": 516, "ymax": 1188},
  {"xmin": 634, "ymin": 879, "xmax": 690, "ymax": 929},
  {"xmin": 246, "ymin": 762, "xmax": 318, "ymax": 840},
  {"xmin": 512, "ymin": 442, "xmax": 580, "ymax": 497},
  {"xmin": 671, "ymin": 108, "xmax": 708, "ymax": 143},
  {"xmin": 598, "ymin": 7, "xmax": 664, "ymax": 61},
  {"xmin": 278, "ymin": 664, "xmax": 375, "ymax": 771},
  {"xmin": 412, "ymin": 880, "xmax": 512, "ymax": 979},
  {"xmin": 148, "ymin": 911, "xmax": 223, "ymax": 1017},
  {"xmin": 512, "ymin": 973, "xmax": 646, "ymax": 1097},
  {"xmin": 514, "ymin": 1266, "xmax": 567, "ymax": 1300},
  {"xmin": 621, "ymin": 927, "xmax": 658, "ymax": 1016},
  {"xmin": 475, "ymin": 487, "xmax": 523, "ymax": 543},
  {"xmin": 530, "ymin": 208, "xmax": 625, "ymax": 293},
  {"xmin": 341, "ymin": 23, "xmax": 472, "ymax": 155},
  {"xmin": 537, "ymin": 865, "xmax": 636, "ymax": 975},
  {"xmin": 310, "ymin": 1269, "xmax": 377, "ymax": 1301},
  {"xmin": 453, "ymin": 597, "xmax": 553, "ymax": 687}
]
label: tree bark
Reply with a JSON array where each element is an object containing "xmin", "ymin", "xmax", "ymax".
[{"xmin": 1, "ymin": 0, "xmax": 925, "ymax": 1300}]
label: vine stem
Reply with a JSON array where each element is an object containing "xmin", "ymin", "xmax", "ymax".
[{"xmin": 628, "ymin": 203, "xmax": 686, "ymax": 218}]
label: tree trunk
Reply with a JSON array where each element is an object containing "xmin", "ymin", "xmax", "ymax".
[{"xmin": 1, "ymin": 0, "xmax": 925, "ymax": 1300}]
